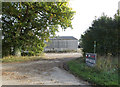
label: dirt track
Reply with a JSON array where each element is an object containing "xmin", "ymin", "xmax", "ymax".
[{"xmin": 1, "ymin": 53, "xmax": 90, "ymax": 85}]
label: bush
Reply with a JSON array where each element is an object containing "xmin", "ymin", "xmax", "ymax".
[
  {"xmin": 96, "ymin": 55, "xmax": 118, "ymax": 72},
  {"xmin": 80, "ymin": 12, "xmax": 120, "ymax": 56}
]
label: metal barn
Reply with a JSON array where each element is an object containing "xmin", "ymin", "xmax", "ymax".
[{"xmin": 44, "ymin": 36, "xmax": 78, "ymax": 52}]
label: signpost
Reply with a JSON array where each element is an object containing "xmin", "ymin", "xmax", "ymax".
[
  {"xmin": 94, "ymin": 41, "xmax": 96, "ymax": 53},
  {"xmin": 86, "ymin": 53, "xmax": 96, "ymax": 67}
]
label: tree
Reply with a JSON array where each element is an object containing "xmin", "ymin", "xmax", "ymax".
[
  {"xmin": 2, "ymin": 2, "xmax": 75, "ymax": 56},
  {"xmin": 114, "ymin": 10, "xmax": 120, "ymax": 56},
  {"xmin": 0, "ymin": 1, "xmax": 1, "ymax": 58},
  {"xmin": 80, "ymin": 11, "xmax": 119, "ymax": 56}
]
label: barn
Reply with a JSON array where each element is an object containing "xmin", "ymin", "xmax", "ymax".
[{"xmin": 44, "ymin": 36, "xmax": 78, "ymax": 52}]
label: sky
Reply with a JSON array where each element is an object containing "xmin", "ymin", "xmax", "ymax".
[
  {"xmin": 0, "ymin": 0, "xmax": 119, "ymax": 40},
  {"xmin": 56, "ymin": 0, "xmax": 120, "ymax": 40}
]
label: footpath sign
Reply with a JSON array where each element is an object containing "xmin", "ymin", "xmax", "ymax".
[{"xmin": 86, "ymin": 53, "xmax": 96, "ymax": 67}]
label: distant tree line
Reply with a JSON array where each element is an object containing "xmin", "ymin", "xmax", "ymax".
[{"xmin": 80, "ymin": 10, "xmax": 120, "ymax": 56}]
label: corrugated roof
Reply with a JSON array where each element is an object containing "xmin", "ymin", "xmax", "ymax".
[{"xmin": 50, "ymin": 36, "xmax": 78, "ymax": 40}]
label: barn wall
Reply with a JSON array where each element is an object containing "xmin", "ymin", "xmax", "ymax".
[{"xmin": 44, "ymin": 39, "xmax": 78, "ymax": 51}]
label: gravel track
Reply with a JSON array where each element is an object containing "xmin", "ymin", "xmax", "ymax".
[{"xmin": 1, "ymin": 53, "xmax": 91, "ymax": 86}]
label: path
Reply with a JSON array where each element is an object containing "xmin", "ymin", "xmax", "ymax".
[{"xmin": 1, "ymin": 53, "xmax": 90, "ymax": 85}]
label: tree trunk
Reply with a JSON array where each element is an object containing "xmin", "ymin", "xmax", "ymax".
[{"xmin": 14, "ymin": 46, "xmax": 21, "ymax": 56}]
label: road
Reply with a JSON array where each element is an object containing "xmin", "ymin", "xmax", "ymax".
[{"xmin": 1, "ymin": 53, "xmax": 90, "ymax": 85}]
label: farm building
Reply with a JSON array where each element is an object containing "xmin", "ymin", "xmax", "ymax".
[{"xmin": 44, "ymin": 36, "xmax": 78, "ymax": 52}]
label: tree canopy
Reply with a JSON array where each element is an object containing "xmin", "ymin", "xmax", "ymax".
[
  {"xmin": 2, "ymin": 2, "xmax": 75, "ymax": 56},
  {"xmin": 80, "ymin": 11, "xmax": 119, "ymax": 56}
]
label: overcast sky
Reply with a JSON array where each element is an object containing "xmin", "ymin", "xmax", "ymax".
[
  {"xmin": 56, "ymin": 0, "xmax": 120, "ymax": 40},
  {"xmin": 0, "ymin": 1, "xmax": 119, "ymax": 40}
]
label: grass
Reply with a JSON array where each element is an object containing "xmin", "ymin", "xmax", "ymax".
[
  {"xmin": 67, "ymin": 57, "xmax": 119, "ymax": 86},
  {"xmin": 0, "ymin": 54, "xmax": 45, "ymax": 63},
  {"xmin": 45, "ymin": 50, "xmax": 77, "ymax": 53}
]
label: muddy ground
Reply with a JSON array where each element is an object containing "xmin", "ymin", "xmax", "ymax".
[{"xmin": 1, "ymin": 53, "xmax": 91, "ymax": 86}]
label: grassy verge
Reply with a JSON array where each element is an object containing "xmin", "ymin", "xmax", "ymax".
[
  {"xmin": 67, "ymin": 57, "xmax": 119, "ymax": 86},
  {"xmin": 0, "ymin": 55, "xmax": 45, "ymax": 63}
]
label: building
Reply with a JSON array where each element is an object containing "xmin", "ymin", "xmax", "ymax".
[{"xmin": 44, "ymin": 36, "xmax": 78, "ymax": 52}]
